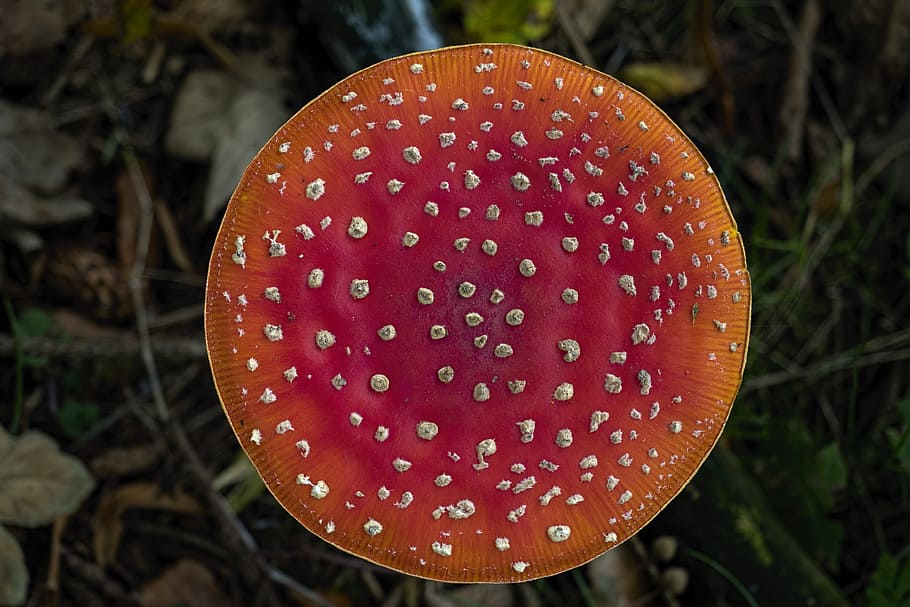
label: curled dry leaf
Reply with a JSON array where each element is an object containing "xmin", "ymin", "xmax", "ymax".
[
  {"xmin": 0, "ymin": 426, "xmax": 95, "ymax": 527},
  {"xmin": 0, "ymin": 525, "xmax": 28, "ymax": 607},
  {"xmin": 93, "ymin": 482, "xmax": 203, "ymax": 568}
]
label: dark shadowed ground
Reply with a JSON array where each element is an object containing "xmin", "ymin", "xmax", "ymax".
[{"xmin": 1, "ymin": 1, "xmax": 909, "ymax": 605}]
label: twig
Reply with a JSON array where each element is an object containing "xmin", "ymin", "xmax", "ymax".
[
  {"xmin": 0, "ymin": 334, "xmax": 206, "ymax": 360},
  {"xmin": 122, "ymin": 148, "xmax": 172, "ymax": 425},
  {"xmin": 554, "ymin": 0, "xmax": 599, "ymax": 68},
  {"xmin": 775, "ymin": 0, "xmax": 821, "ymax": 162},
  {"xmin": 743, "ymin": 346, "xmax": 910, "ymax": 393}
]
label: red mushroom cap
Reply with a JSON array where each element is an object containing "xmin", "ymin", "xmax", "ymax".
[{"xmin": 205, "ymin": 43, "xmax": 750, "ymax": 583}]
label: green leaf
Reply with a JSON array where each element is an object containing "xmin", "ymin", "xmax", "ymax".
[
  {"xmin": 866, "ymin": 553, "xmax": 910, "ymax": 607},
  {"xmin": 0, "ymin": 426, "xmax": 95, "ymax": 527},
  {"xmin": 57, "ymin": 401, "xmax": 102, "ymax": 439},
  {"xmin": 463, "ymin": 0, "xmax": 554, "ymax": 44},
  {"xmin": 0, "ymin": 525, "xmax": 28, "ymax": 606},
  {"xmin": 814, "ymin": 442, "xmax": 848, "ymax": 494}
]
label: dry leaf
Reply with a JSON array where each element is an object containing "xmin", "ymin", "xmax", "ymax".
[
  {"xmin": 0, "ymin": 427, "xmax": 95, "ymax": 527},
  {"xmin": 0, "ymin": 100, "xmax": 84, "ymax": 194},
  {"xmin": 93, "ymin": 482, "xmax": 203, "ymax": 568},
  {"xmin": 0, "ymin": 525, "xmax": 28, "ymax": 606},
  {"xmin": 618, "ymin": 62, "xmax": 709, "ymax": 103},
  {"xmin": 139, "ymin": 559, "xmax": 232, "ymax": 607},
  {"xmin": 90, "ymin": 443, "xmax": 163, "ymax": 479}
]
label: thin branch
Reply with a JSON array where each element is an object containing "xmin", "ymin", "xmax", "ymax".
[{"xmin": 0, "ymin": 334, "xmax": 206, "ymax": 360}]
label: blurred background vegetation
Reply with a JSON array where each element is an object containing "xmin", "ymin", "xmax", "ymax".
[{"xmin": 1, "ymin": 0, "xmax": 909, "ymax": 605}]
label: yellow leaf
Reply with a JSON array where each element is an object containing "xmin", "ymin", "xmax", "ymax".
[{"xmin": 619, "ymin": 62, "xmax": 710, "ymax": 103}]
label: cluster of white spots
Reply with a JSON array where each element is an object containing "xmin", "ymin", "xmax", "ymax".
[{"xmin": 212, "ymin": 47, "xmax": 752, "ymax": 579}]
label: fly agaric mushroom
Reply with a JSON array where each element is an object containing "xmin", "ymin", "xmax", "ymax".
[{"xmin": 205, "ymin": 44, "xmax": 750, "ymax": 583}]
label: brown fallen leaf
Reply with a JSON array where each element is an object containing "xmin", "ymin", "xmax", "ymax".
[
  {"xmin": 90, "ymin": 443, "xmax": 164, "ymax": 479},
  {"xmin": 139, "ymin": 559, "xmax": 232, "ymax": 607},
  {"xmin": 93, "ymin": 482, "xmax": 202, "ymax": 569}
]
